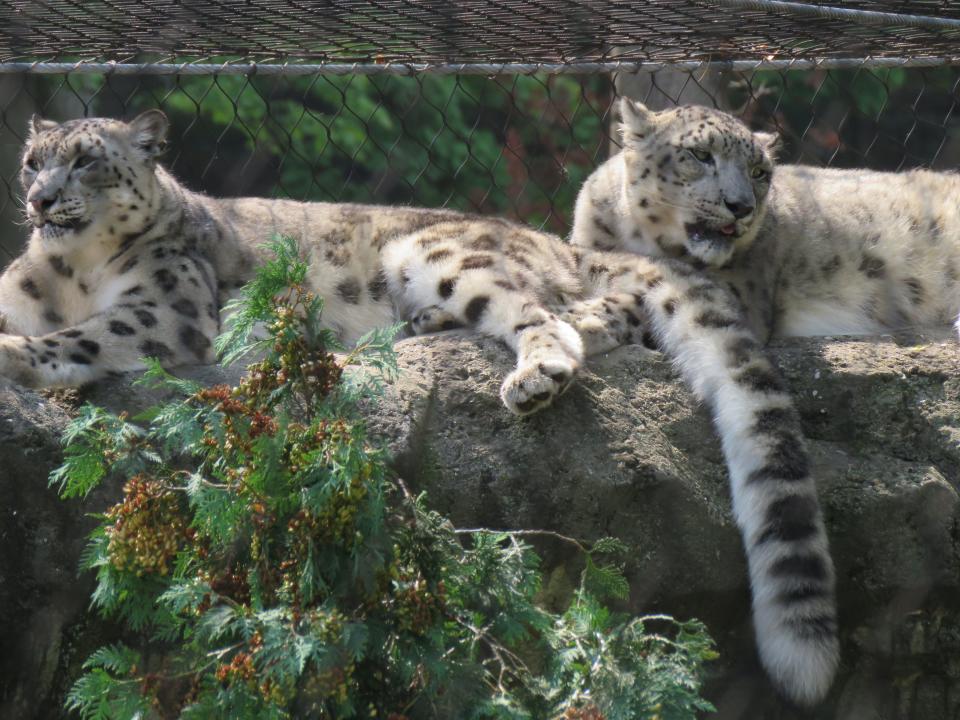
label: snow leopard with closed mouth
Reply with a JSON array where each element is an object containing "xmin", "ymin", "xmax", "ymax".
[
  {"xmin": 0, "ymin": 110, "xmax": 837, "ymax": 705},
  {"xmin": 573, "ymin": 99, "xmax": 960, "ymax": 342}
]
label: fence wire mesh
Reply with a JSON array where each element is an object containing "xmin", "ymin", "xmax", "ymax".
[
  {"xmin": 1, "ymin": 1, "xmax": 959, "ymax": 265},
  {"xmin": 4, "ymin": 0, "xmax": 960, "ymax": 64}
]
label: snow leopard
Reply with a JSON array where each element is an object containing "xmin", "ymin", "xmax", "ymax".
[
  {"xmin": 0, "ymin": 110, "xmax": 837, "ymax": 705},
  {"xmin": 572, "ymin": 98, "xmax": 960, "ymax": 342}
]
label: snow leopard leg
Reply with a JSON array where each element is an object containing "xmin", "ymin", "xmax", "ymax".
[
  {"xmin": 383, "ymin": 236, "xmax": 584, "ymax": 416},
  {"xmin": 580, "ymin": 253, "xmax": 839, "ymax": 705},
  {"xmin": 429, "ymin": 284, "xmax": 583, "ymax": 415},
  {"xmin": 560, "ymin": 292, "xmax": 653, "ymax": 355}
]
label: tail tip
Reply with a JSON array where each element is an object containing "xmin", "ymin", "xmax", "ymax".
[{"xmin": 760, "ymin": 629, "xmax": 840, "ymax": 706}]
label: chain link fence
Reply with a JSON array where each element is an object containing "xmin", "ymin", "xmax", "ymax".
[{"xmin": 1, "ymin": 1, "xmax": 959, "ymax": 263}]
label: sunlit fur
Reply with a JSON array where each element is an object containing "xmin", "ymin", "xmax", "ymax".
[
  {"xmin": 1, "ymin": 113, "xmax": 835, "ymax": 704},
  {"xmin": 573, "ymin": 99, "xmax": 960, "ymax": 344}
]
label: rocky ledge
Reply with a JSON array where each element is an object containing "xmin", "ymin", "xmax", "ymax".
[{"xmin": 1, "ymin": 333, "xmax": 958, "ymax": 719}]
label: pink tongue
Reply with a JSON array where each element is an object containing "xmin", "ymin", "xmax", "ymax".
[{"xmin": 720, "ymin": 224, "xmax": 736, "ymax": 236}]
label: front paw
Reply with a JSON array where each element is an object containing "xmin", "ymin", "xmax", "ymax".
[
  {"xmin": 500, "ymin": 357, "xmax": 576, "ymax": 416},
  {"xmin": 410, "ymin": 305, "xmax": 462, "ymax": 335}
]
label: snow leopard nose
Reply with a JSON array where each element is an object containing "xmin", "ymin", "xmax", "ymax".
[
  {"xmin": 29, "ymin": 197, "xmax": 54, "ymax": 214},
  {"xmin": 724, "ymin": 199, "xmax": 754, "ymax": 219},
  {"xmin": 27, "ymin": 182, "xmax": 58, "ymax": 215}
]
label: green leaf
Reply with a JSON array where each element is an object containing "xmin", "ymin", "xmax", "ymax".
[
  {"xmin": 66, "ymin": 668, "xmax": 149, "ymax": 720},
  {"xmin": 135, "ymin": 357, "xmax": 204, "ymax": 397},
  {"xmin": 50, "ymin": 404, "xmax": 148, "ymax": 498},
  {"xmin": 83, "ymin": 644, "xmax": 140, "ymax": 674},
  {"xmin": 215, "ymin": 235, "xmax": 309, "ymax": 365},
  {"xmin": 582, "ymin": 556, "xmax": 630, "ymax": 601},
  {"xmin": 591, "ymin": 536, "xmax": 630, "ymax": 556}
]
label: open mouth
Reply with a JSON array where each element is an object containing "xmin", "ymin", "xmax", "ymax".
[{"xmin": 685, "ymin": 221, "xmax": 738, "ymax": 246}]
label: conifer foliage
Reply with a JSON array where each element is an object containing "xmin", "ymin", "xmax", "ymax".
[{"xmin": 55, "ymin": 239, "xmax": 717, "ymax": 719}]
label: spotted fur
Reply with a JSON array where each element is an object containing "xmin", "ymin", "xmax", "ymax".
[
  {"xmin": 570, "ymin": 98, "xmax": 960, "ymax": 705},
  {"xmin": 1, "ymin": 112, "xmax": 833, "ymax": 703},
  {"xmin": 573, "ymin": 99, "xmax": 960, "ymax": 342},
  {"xmin": 0, "ymin": 111, "xmax": 467, "ymax": 386},
  {"xmin": 388, "ymin": 222, "xmax": 838, "ymax": 706}
]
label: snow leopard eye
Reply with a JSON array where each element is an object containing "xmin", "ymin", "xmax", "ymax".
[
  {"xmin": 24, "ymin": 155, "xmax": 39, "ymax": 172},
  {"xmin": 74, "ymin": 153, "xmax": 97, "ymax": 170},
  {"xmin": 689, "ymin": 148, "xmax": 713, "ymax": 164},
  {"xmin": 750, "ymin": 166, "xmax": 768, "ymax": 180}
]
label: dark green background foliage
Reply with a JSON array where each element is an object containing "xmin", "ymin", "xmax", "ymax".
[
  {"xmin": 0, "ymin": 73, "xmax": 611, "ymax": 230},
  {"xmin": 735, "ymin": 66, "xmax": 960, "ymax": 170},
  {"xmin": 1, "ymin": 65, "xmax": 958, "ymax": 264}
]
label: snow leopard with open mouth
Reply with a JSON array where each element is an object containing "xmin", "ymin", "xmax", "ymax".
[{"xmin": 573, "ymin": 99, "xmax": 960, "ymax": 342}]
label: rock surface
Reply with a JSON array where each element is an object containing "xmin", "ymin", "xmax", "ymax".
[{"xmin": 2, "ymin": 333, "xmax": 959, "ymax": 719}]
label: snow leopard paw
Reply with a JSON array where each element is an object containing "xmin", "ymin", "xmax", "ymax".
[
  {"xmin": 409, "ymin": 305, "xmax": 463, "ymax": 335},
  {"xmin": 500, "ymin": 356, "xmax": 577, "ymax": 416}
]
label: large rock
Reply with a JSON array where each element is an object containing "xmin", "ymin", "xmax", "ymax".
[{"xmin": 1, "ymin": 334, "xmax": 958, "ymax": 719}]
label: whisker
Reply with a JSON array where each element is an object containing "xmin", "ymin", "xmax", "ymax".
[{"xmin": 12, "ymin": 197, "xmax": 33, "ymax": 228}]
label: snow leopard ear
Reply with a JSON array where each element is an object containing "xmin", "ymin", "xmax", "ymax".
[
  {"xmin": 618, "ymin": 98, "xmax": 656, "ymax": 145},
  {"xmin": 29, "ymin": 115, "xmax": 58, "ymax": 137},
  {"xmin": 754, "ymin": 131, "xmax": 782, "ymax": 158},
  {"xmin": 128, "ymin": 110, "xmax": 169, "ymax": 158}
]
